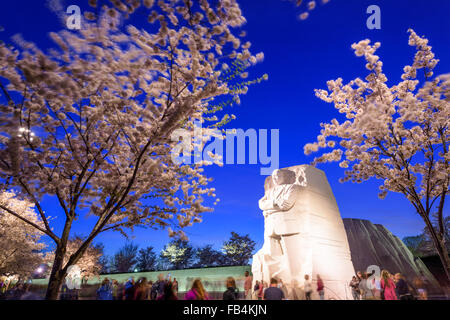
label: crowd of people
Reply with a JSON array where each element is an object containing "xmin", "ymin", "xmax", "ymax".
[
  {"xmin": 0, "ymin": 269, "xmax": 435, "ymax": 300},
  {"xmin": 250, "ymin": 273, "xmax": 325, "ymax": 300},
  {"xmin": 349, "ymin": 270, "xmax": 431, "ymax": 300},
  {"xmin": 95, "ymin": 270, "xmax": 292, "ymax": 300},
  {"xmin": 95, "ymin": 274, "xmax": 181, "ymax": 300},
  {"xmin": 0, "ymin": 282, "xmax": 41, "ymax": 300}
]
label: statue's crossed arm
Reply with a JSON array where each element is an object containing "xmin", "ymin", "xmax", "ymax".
[{"xmin": 259, "ymin": 184, "xmax": 298, "ymax": 216}]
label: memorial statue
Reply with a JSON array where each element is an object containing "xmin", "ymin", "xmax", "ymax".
[{"xmin": 252, "ymin": 165, "xmax": 356, "ymax": 300}]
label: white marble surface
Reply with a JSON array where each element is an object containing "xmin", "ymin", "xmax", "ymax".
[{"xmin": 252, "ymin": 165, "xmax": 356, "ymax": 299}]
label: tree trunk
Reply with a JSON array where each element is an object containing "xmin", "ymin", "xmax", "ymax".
[
  {"xmin": 422, "ymin": 214, "xmax": 450, "ymax": 282},
  {"xmin": 45, "ymin": 244, "xmax": 67, "ymax": 300}
]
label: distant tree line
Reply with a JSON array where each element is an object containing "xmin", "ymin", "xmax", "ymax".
[
  {"xmin": 100, "ymin": 232, "xmax": 256, "ymax": 274},
  {"xmin": 403, "ymin": 215, "xmax": 450, "ymax": 258}
]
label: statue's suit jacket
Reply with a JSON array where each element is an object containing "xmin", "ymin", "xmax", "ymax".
[{"xmin": 259, "ymin": 184, "xmax": 303, "ymax": 236}]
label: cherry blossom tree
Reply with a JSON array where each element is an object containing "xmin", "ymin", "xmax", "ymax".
[
  {"xmin": 53, "ymin": 236, "xmax": 104, "ymax": 282},
  {"xmin": 0, "ymin": 0, "xmax": 263, "ymax": 299},
  {"xmin": 304, "ymin": 29, "xmax": 450, "ymax": 280},
  {"xmin": 284, "ymin": 0, "xmax": 331, "ymax": 21},
  {"xmin": 0, "ymin": 191, "xmax": 46, "ymax": 279}
]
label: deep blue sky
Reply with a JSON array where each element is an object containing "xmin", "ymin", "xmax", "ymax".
[{"xmin": 1, "ymin": 0, "xmax": 449, "ymax": 257}]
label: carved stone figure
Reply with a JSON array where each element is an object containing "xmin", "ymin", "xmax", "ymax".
[{"xmin": 252, "ymin": 165, "xmax": 356, "ymax": 300}]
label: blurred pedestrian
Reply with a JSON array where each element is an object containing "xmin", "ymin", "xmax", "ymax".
[
  {"xmin": 172, "ymin": 278, "xmax": 179, "ymax": 297},
  {"xmin": 359, "ymin": 272, "xmax": 375, "ymax": 300},
  {"xmin": 97, "ymin": 278, "xmax": 113, "ymax": 300},
  {"xmin": 157, "ymin": 281, "xmax": 178, "ymax": 300},
  {"xmin": 349, "ymin": 276, "xmax": 360, "ymax": 300},
  {"xmin": 263, "ymin": 278, "xmax": 285, "ymax": 300},
  {"xmin": 395, "ymin": 273, "xmax": 414, "ymax": 300},
  {"xmin": 258, "ymin": 281, "xmax": 265, "ymax": 300},
  {"xmin": 380, "ymin": 270, "xmax": 397, "ymax": 300},
  {"xmin": 317, "ymin": 275, "xmax": 325, "ymax": 300},
  {"xmin": 185, "ymin": 279, "xmax": 209, "ymax": 300},
  {"xmin": 123, "ymin": 277, "xmax": 135, "ymax": 300},
  {"xmin": 253, "ymin": 280, "xmax": 260, "ymax": 300},
  {"xmin": 134, "ymin": 277, "xmax": 149, "ymax": 300},
  {"xmin": 154, "ymin": 274, "xmax": 166, "ymax": 299},
  {"xmin": 413, "ymin": 276, "xmax": 428, "ymax": 300},
  {"xmin": 279, "ymin": 279, "xmax": 289, "ymax": 299},
  {"xmin": 371, "ymin": 273, "xmax": 382, "ymax": 300},
  {"xmin": 244, "ymin": 271, "xmax": 252, "ymax": 300},
  {"xmin": 356, "ymin": 271, "xmax": 363, "ymax": 281},
  {"xmin": 19, "ymin": 283, "xmax": 40, "ymax": 300},
  {"xmin": 111, "ymin": 279, "xmax": 120, "ymax": 300},
  {"xmin": 304, "ymin": 275, "xmax": 313, "ymax": 300},
  {"xmin": 223, "ymin": 277, "xmax": 239, "ymax": 300},
  {"xmin": 150, "ymin": 280, "xmax": 158, "ymax": 300}
]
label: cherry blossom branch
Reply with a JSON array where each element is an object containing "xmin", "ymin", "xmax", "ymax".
[
  {"xmin": 0, "ymin": 204, "xmax": 51, "ymax": 239},
  {"xmin": 0, "ymin": 81, "xmax": 13, "ymax": 104},
  {"xmin": 16, "ymin": 178, "xmax": 57, "ymax": 241}
]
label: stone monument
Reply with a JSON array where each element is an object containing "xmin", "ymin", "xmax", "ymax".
[{"xmin": 252, "ymin": 165, "xmax": 356, "ymax": 300}]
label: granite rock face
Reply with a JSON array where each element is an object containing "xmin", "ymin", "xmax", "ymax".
[
  {"xmin": 343, "ymin": 218, "xmax": 441, "ymax": 292},
  {"xmin": 252, "ymin": 165, "xmax": 356, "ymax": 300}
]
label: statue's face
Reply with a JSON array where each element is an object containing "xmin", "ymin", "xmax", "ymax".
[
  {"xmin": 272, "ymin": 169, "xmax": 295, "ymax": 185},
  {"xmin": 272, "ymin": 170, "xmax": 281, "ymax": 185}
]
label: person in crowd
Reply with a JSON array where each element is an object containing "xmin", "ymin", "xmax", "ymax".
[
  {"xmin": 418, "ymin": 271, "xmax": 430, "ymax": 299},
  {"xmin": 263, "ymin": 278, "xmax": 285, "ymax": 300},
  {"xmin": 304, "ymin": 274, "xmax": 313, "ymax": 300},
  {"xmin": 356, "ymin": 271, "xmax": 363, "ymax": 281},
  {"xmin": 60, "ymin": 283, "xmax": 70, "ymax": 300},
  {"xmin": 358, "ymin": 272, "xmax": 374, "ymax": 300},
  {"xmin": 185, "ymin": 279, "xmax": 209, "ymax": 300},
  {"xmin": 419, "ymin": 271, "xmax": 430, "ymax": 291},
  {"xmin": 371, "ymin": 272, "xmax": 382, "ymax": 300},
  {"xmin": 155, "ymin": 274, "xmax": 166, "ymax": 300},
  {"xmin": 223, "ymin": 277, "xmax": 239, "ymax": 300},
  {"xmin": 253, "ymin": 280, "xmax": 260, "ymax": 300},
  {"xmin": 134, "ymin": 277, "xmax": 149, "ymax": 300},
  {"xmin": 413, "ymin": 276, "xmax": 428, "ymax": 300},
  {"xmin": 14, "ymin": 283, "xmax": 25, "ymax": 299},
  {"xmin": 389, "ymin": 273, "xmax": 396, "ymax": 283},
  {"xmin": 111, "ymin": 279, "xmax": 120, "ymax": 300},
  {"xmin": 0, "ymin": 280, "xmax": 6, "ymax": 295},
  {"xmin": 395, "ymin": 273, "xmax": 414, "ymax": 300},
  {"xmin": 19, "ymin": 283, "xmax": 40, "ymax": 300},
  {"xmin": 157, "ymin": 281, "xmax": 178, "ymax": 300},
  {"xmin": 123, "ymin": 277, "xmax": 135, "ymax": 300},
  {"xmin": 147, "ymin": 280, "xmax": 153, "ymax": 299},
  {"xmin": 316, "ymin": 274, "xmax": 325, "ymax": 300},
  {"xmin": 244, "ymin": 271, "xmax": 253, "ymax": 300},
  {"xmin": 172, "ymin": 278, "xmax": 179, "ymax": 297},
  {"xmin": 97, "ymin": 278, "xmax": 113, "ymax": 300},
  {"xmin": 349, "ymin": 276, "xmax": 360, "ymax": 300},
  {"xmin": 380, "ymin": 270, "xmax": 397, "ymax": 300},
  {"xmin": 278, "ymin": 279, "xmax": 289, "ymax": 299},
  {"xmin": 150, "ymin": 279, "xmax": 159, "ymax": 300},
  {"xmin": 258, "ymin": 281, "xmax": 265, "ymax": 300}
]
